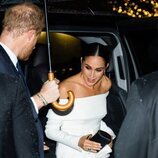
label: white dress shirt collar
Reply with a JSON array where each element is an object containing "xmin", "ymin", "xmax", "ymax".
[{"xmin": 0, "ymin": 42, "xmax": 18, "ymax": 68}]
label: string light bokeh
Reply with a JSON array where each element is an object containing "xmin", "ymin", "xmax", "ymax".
[{"xmin": 110, "ymin": 0, "xmax": 158, "ymax": 18}]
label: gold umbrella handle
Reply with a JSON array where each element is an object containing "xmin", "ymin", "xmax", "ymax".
[{"xmin": 48, "ymin": 72, "xmax": 75, "ymax": 111}]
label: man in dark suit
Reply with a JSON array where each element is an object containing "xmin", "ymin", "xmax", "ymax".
[
  {"xmin": 114, "ymin": 72, "xmax": 158, "ymax": 158},
  {"xmin": 0, "ymin": 2, "xmax": 60, "ymax": 158}
]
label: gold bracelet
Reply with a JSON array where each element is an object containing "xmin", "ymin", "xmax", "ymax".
[{"xmin": 37, "ymin": 93, "xmax": 48, "ymax": 106}]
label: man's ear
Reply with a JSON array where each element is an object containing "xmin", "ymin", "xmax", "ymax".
[{"xmin": 27, "ymin": 30, "xmax": 36, "ymax": 41}]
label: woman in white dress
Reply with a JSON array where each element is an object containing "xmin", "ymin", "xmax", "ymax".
[{"xmin": 45, "ymin": 43, "xmax": 115, "ymax": 158}]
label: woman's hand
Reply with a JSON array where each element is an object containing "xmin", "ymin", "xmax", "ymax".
[{"xmin": 78, "ymin": 134, "xmax": 102, "ymax": 153}]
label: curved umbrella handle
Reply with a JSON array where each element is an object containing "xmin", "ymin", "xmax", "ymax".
[{"xmin": 48, "ymin": 72, "xmax": 75, "ymax": 111}]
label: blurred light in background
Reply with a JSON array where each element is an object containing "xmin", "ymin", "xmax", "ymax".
[
  {"xmin": 37, "ymin": 32, "xmax": 81, "ymax": 64},
  {"xmin": 110, "ymin": 0, "xmax": 158, "ymax": 18}
]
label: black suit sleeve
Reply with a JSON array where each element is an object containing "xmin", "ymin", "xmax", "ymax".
[{"xmin": 0, "ymin": 74, "xmax": 39, "ymax": 158}]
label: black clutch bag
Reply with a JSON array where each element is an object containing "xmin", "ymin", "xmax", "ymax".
[{"xmin": 90, "ymin": 130, "xmax": 111, "ymax": 148}]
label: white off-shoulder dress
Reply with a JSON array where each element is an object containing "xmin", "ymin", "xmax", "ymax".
[{"xmin": 45, "ymin": 92, "xmax": 115, "ymax": 158}]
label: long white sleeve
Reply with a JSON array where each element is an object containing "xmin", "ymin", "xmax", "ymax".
[{"xmin": 45, "ymin": 109, "xmax": 81, "ymax": 151}]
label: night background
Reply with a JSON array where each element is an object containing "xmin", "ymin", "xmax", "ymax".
[{"xmin": 0, "ymin": 0, "xmax": 158, "ymax": 18}]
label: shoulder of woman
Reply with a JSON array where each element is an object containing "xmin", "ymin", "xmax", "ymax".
[{"xmin": 59, "ymin": 74, "xmax": 79, "ymax": 98}]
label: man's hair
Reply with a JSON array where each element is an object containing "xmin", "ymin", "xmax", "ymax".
[{"xmin": 2, "ymin": 2, "xmax": 45, "ymax": 36}]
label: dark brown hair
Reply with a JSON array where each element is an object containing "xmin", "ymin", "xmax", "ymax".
[{"xmin": 82, "ymin": 43, "xmax": 111, "ymax": 65}]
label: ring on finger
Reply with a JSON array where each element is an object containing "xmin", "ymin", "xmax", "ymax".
[{"xmin": 87, "ymin": 148, "xmax": 92, "ymax": 152}]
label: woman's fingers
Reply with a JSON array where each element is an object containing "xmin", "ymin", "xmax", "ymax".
[{"xmin": 84, "ymin": 139, "xmax": 102, "ymax": 152}]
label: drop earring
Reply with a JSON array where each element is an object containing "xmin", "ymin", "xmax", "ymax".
[{"xmin": 104, "ymin": 69, "xmax": 106, "ymax": 75}]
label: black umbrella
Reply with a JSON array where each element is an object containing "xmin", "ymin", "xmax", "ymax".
[{"xmin": 44, "ymin": 0, "xmax": 74, "ymax": 111}]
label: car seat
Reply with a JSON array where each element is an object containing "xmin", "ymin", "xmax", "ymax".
[
  {"xmin": 103, "ymin": 55, "xmax": 127, "ymax": 158},
  {"xmin": 104, "ymin": 50, "xmax": 127, "ymax": 135}
]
